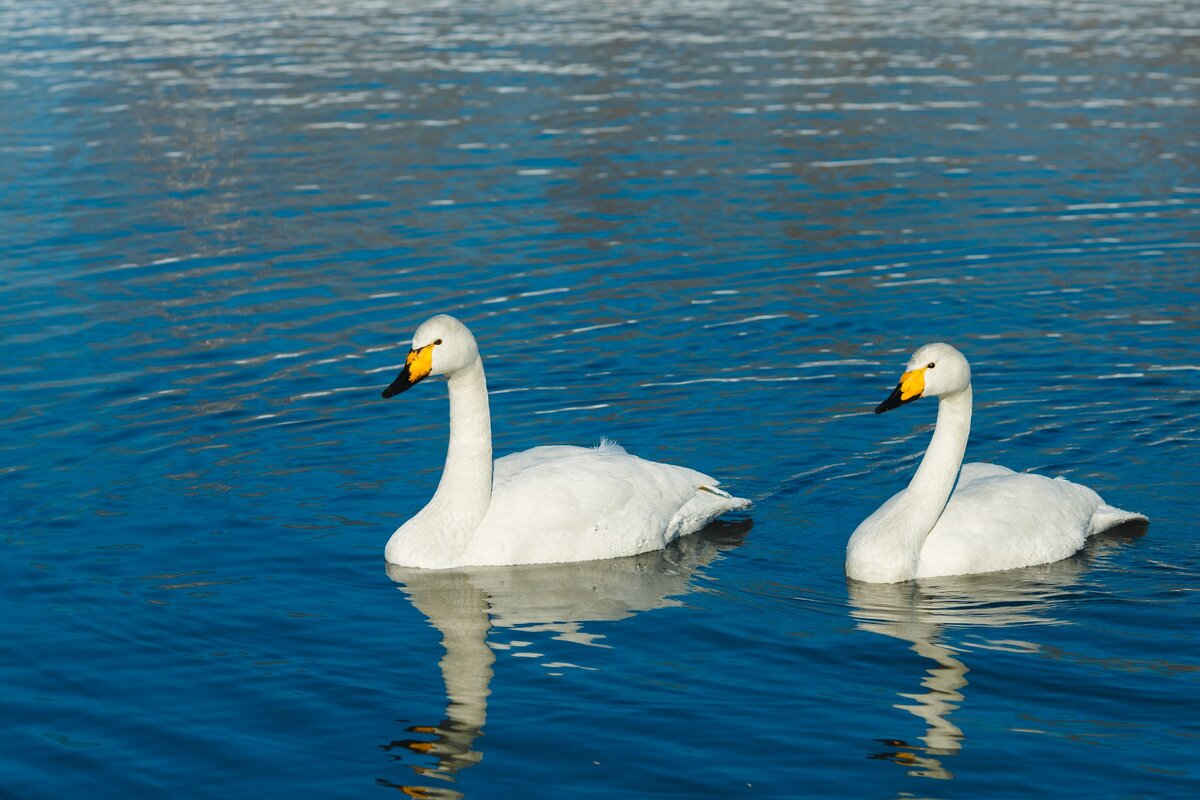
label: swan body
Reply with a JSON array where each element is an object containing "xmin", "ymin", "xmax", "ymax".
[
  {"xmin": 380, "ymin": 314, "xmax": 750, "ymax": 569},
  {"xmin": 847, "ymin": 343, "xmax": 1145, "ymax": 584}
]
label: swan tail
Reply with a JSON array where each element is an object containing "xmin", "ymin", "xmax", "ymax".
[
  {"xmin": 668, "ymin": 485, "xmax": 751, "ymax": 540},
  {"xmin": 699, "ymin": 484, "xmax": 753, "ymax": 510},
  {"xmin": 1090, "ymin": 502, "xmax": 1147, "ymax": 536}
]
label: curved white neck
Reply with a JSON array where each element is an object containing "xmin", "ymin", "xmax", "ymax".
[
  {"xmin": 390, "ymin": 357, "xmax": 493, "ymax": 568},
  {"xmin": 432, "ymin": 356, "xmax": 493, "ymax": 516},
  {"xmin": 904, "ymin": 385, "xmax": 972, "ymax": 538},
  {"xmin": 847, "ymin": 385, "xmax": 972, "ymax": 583}
]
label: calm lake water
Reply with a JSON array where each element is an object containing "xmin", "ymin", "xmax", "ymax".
[{"xmin": 3, "ymin": 1, "xmax": 1198, "ymax": 797}]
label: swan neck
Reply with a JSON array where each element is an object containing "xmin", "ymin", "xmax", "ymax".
[
  {"xmin": 385, "ymin": 356, "xmax": 494, "ymax": 568},
  {"xmin": 907, "ymin": 385, "xmax": 972, "ymax": 528},
  {"xmin": 846, "ymin": 385, "xmax": 973, "ymax": 583},
  {"xmin": 432, "ymin": 356, "xmax": 493, "ymax": 519}
]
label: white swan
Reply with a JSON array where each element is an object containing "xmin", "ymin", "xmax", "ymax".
[
  {"xmin": 379, "ymin": 314, "xmax": 751, "ymax": 569},
  {"xmin": 846, "ymin": 342, "xmax": 1146, "ymax": 584}
]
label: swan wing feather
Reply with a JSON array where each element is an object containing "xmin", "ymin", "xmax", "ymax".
[
  {"xmin": 916, "ymin": 465, "xmax": 1129, "ymax": 578},
  {"xmin": 466, "ymin": 444, "xmax": 748, "ymax": 566}
]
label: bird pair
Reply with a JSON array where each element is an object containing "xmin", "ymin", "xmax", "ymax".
[{"xmin": 379, "ymin": 315, "xmax": 1144, "ymax": 583}]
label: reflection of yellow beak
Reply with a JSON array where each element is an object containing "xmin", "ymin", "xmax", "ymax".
[
  {"xmin": 875, "ymin": 367, "xmax": 926, "ymax": 414},
  {"xmin": 381, "ymin": 343, "xmax": 435, "ymax": 398}
]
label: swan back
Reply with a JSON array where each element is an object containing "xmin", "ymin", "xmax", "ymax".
[
  {"xmin": 463, "ymin": 442, "xmax": 747, "ymax": 567},
  {"xmin": 916, "ymin": 464, "xmax": 1146, "ymax": 578}
]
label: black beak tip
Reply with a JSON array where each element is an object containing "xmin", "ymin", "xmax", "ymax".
[
  {"xmin": 874, "ymin": 384, "xmax": 908, "ymax": 415},
  {"xmin": 381, "ymin": 374, "xmax": 411, "ymax": 399}
]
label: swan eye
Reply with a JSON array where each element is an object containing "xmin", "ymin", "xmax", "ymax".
[
  {"xmin": 434, "ymin": 338, "xmax": 443, "ymax": 345},
  {"xmin": 927, "ymin": 362, "xmax": 935, "ymax": 369}
]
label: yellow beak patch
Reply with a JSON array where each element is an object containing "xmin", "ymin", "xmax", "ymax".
[
  {"xmin": 381, "ymin": 341, "xmax": 437, "ymax": 398},
  {"xmin": 898, "ymin": 367, "xmax": 926, "ymax": 401},
  {"xmin": 404, "ymin": 342, "xmax": 435, "ymax": 384}
]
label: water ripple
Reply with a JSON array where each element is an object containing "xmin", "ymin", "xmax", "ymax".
[{"xmin": 2, "ymin": 1, "xmax": 1198, "ymax": 797}]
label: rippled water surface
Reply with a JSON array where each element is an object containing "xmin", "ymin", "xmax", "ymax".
[{"xmin": 3, "ymin": 1, "xmax": 1199, "ymax": 797}]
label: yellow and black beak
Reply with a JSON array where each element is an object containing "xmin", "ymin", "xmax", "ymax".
[
  {"xmin": 875, "ymin": 367, "xmax": 926, "ymax": 414},
  {"xmin": 381, "ymin": 342, "xmax": 436, "ymax": 398}
]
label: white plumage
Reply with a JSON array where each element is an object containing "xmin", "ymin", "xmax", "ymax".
[
  {"xmin": 379, "ymin": 315, "xmax": 750, "ymax": 569},
  {"xmin": 847, "ymin": 343, "xmax": 1145, "ymax": 584}
]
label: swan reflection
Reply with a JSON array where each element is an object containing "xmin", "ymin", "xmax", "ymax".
[
  {"xmin": 847, "ymin": 523, "xmax": 1146, "ymax": 780},
  {"xmin": 380, "ymin": 520, "xmax": 750, "ymax": 797}
]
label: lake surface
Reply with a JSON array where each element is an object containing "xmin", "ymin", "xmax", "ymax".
[{"xmin": 2, "ymin": 0, "xmax": 1198, "ymax": 797}]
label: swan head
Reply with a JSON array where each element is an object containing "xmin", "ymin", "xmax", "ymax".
[
  {"xmin": 381, "ymin": 315, "xmax": 480, "ymax": 398},
  {"xmin": 875, "ymin": 342, "xmax": 971, "ymax": 414}
]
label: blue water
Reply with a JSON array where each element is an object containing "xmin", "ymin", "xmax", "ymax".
[{"xmin": 3, "ymin": 1, "xmax": 1198, "ymax": 797}]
